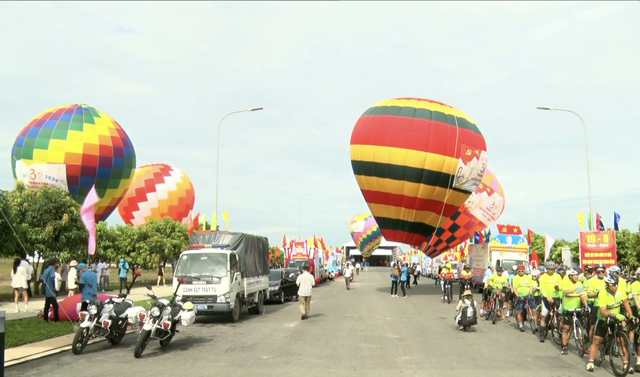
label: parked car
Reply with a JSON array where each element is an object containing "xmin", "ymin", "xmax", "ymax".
[{"xmin": 266, "ymin": 269, "xmax": 298, "ymax": 304}]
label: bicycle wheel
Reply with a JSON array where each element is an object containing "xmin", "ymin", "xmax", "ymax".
[
  {"xmin": 528, "ymin": 305, "xmax": 536, "ymax": 334},
  {"xmin": 609, "ymin": 331, "xmax": 631, "ymax": 377},
  {"xmin": 551, "ymin": 312, "xmax": 563, "ymax": 345},
  {"xmin": 447, "ymin": 285, "xmax": 452, "ymax": 304},
  {"xmin": 484, "ymin": 299, "xmax": 492, "ymax": 321},
  {"xmin": 492, "ymin": 296, "xmax": 500, "ymax": 325},
  {"xmin": 573, "ymin": 319, "xmax": 585, "ymax": 358}
]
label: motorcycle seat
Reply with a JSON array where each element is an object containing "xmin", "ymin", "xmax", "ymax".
[{"xmin": 113, "ymin": 301, "xmax": 132, "ymax": 317}]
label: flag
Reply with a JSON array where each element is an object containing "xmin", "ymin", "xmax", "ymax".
[
  {"xmin": 275, "ymin": 247, "xmax": 281, "ymax": 263},
  {"xmin": 282, "ymin": 234, "xmax": 287, "ymax": 248},
  {"xmin": 544, "ymin": 233, "xmax": 555, "ymax": 261},
  {"xmin": 527, "ymin": 229, "xmax": 535, "ymax": 245},
  {"xmin": 496, "ymin": 224, "xmax": 523, "ymax": 235},
  {"xmin": 320, "ymin": 237, "xmax": 327, "ymax": 250},
  {"xmin": 496, "ymin": 224, "xmax": 509, "ymax": 234},
  {"xmin": 314, "ymin": 235, "xmax": 319, "ymax": 249},
  {"xmin": 189, "ymin": 211, "xmax": 200, "ymax": 236},
  {"xmin": 473, "ymin": 232, "xmax": 480, "ymax": 244},
  {"xmin": 596, "ymin": 212, "xmax": 605, "ymax": 231},
  {"xmin": 530, "ymin": 249, "xmax": 540, "ymax": 269},
  {"xmin": 269, "ymin": 249, "xmax": 273, "ymax": 263},
  {"xmin": 486, "ymin": 229, "xmax": 491, "ymax": 242},
  {"xmin": 211, "ymin": 212, "xmax": 217, "ymax": 230},
  {"xmin": 614, "ymin": 212, "xmax": 621, "ymax": 231},
  {"xmin": 222, "ymin": 210, "xmax": 229, "ymax": 229},
  {"xmin": 578, "ymin": 212, "xmax": 585, "ymax": 229},
  {"xmin": 80, "ymin": 185, "xmax": 101, "ymax": 256},
  {"xmin": 200, "ymin": 213, "xmax": 206, "ymax": 230},
  {"xmin": 478, "ymin": 232, "xmax": 485, "ymax": 244}
]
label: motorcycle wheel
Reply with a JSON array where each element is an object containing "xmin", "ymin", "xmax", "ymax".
[
  {"xmin": 109, "ymin": 326, "xmax": 127, "ymax": 345},
  {"xmin": 134, "ymin": 329, "xmax": 152, "ymax": 358},
  {"xmin": 71, "ymin": 327, "xmax": 90, "ymax": 355}
]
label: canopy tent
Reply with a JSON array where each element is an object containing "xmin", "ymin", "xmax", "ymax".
[{"xmin": 342, "ymin": 239, "xmax": 403, "ymax": 260}]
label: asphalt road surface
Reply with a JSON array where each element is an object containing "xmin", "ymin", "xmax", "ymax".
[{"xmin": 6, "ymin": 267, "xmax": 630, "ymax": 377}]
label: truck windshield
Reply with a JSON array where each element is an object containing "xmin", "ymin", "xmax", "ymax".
[
  {"xmin": 288, "ymin": 260, "xmax": 308, "ymax": 270},
  {"xmin": 175, "ymin": 253, "xmax": 227, "ymax": 278}
]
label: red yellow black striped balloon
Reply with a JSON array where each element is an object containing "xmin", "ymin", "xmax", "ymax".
[{"xmin": 350, "ymin": 98, "xmax": 488, "ymax": 247}]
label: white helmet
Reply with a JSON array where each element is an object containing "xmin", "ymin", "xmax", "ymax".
[
  {"xmin": 567, "ymin": 268, "xmax": 579, "ymax": 276},
  {"xmin": 512, "ymin": 265, "xmax": 518, "ymax": 271},
  {"xmin": 531, "ymin": 269, "xmax": 540, "ymax": 277},
  {"xmin": 609, "ymin": 266, "xmax": 621, "ymax": 274}
]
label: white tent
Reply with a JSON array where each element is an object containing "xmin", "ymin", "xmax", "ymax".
[{"xmin": 342, "ymin": 239, "xmax": 404, "ymax": 259}]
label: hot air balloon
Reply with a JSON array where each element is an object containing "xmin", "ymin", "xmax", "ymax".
[
  {"xmin": 349, "ymin": 213, "xmax": 382, "ymax": 257},
  {"xmin": 418, "ymin": 168, "xmax": 505, "ymax": 258},
  {"xmin": 350, "ymin": 98, "xmax": 488, "ymax": 247},
  {"xmin": 117, "ymin": 163, "xmax": 195, "ymax": 226},
  {"xmin": 11, "ymin": 104, "xmax": 136, "ymax": 221}
]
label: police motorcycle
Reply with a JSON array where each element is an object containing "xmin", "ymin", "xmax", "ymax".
[
  {"xmin": 72, "ymin": 270, "xmax": 146, "ymax": 355},
  {"xmin": 133, "ymin": 277, "xmax": 196, "ymax": 358}
]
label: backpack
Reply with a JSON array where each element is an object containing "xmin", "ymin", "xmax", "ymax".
[
  {"xmin": 460, "ymin": 300, "xmax": 478, "ymax": 326},
  {"xmin": 392, "ymin": 267, "xmax": 400, "ymax": 277}
]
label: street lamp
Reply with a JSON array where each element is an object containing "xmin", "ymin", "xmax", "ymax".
[
  {"xmin": 215, "ymin": 107, "xmax": 264, "ymax": 228},
  {"xmin": 536, "ymin": 106, "xmax": 594, "ymax": 230},
  {"xmin": 298, "ymin": 192, "xmax": 319, "ymax": 239}
]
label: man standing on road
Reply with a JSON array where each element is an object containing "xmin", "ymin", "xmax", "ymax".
[
  {"xmin": 41, "ymin": 259, "xmax": 59, "ymax": 322},
  {"xmin": 118, "ymin": 258, "xmax": 130, "ymax": 295},
  {"xmin": 344, "ymin": 262, "xmax": 352, "ymax": 290},
  {"xmin": 296, "ymin": 265, "xmax": 315, "ymax": 320}
]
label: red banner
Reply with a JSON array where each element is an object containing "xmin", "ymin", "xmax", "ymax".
[
  {"xmin": 579, "ymin": 230, "xmax": 617, "ymax": 268},
  {"xmin": 496, "ymin": 224, "xmax": 523, "ymax": 235}
]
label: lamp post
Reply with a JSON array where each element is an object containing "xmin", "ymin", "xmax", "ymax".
[
  {"xmin": 215, "ymin": 107, "xmax": 264, "ymax": 228},
  {"xmin": 536, "ymin": 106, "xmax": 594, "ymax": 230},
  {"xmin": 298, "ymin": 192, "xmax": 319, "ymax": 239}
]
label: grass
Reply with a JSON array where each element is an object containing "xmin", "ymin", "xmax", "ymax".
[
  {"xmin": 0, "ymin": 258, "xmax": 172, "ymax": 302},
  {"xmin": 5, "ymin": 296, "xmax": 170, "ymax": 349}
]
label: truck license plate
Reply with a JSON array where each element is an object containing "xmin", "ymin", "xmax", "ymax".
[{"xmin": 195, "ymin": 304, "xmax": 207, "ymax": 310}]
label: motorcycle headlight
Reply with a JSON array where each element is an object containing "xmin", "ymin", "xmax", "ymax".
[
  {"xmin": 88, "ymin": 304, "xmax": 98, "ymax": 315},
  {"xmin": 150, "ymin": 306, "xmax": 161, "ymax": 317}
]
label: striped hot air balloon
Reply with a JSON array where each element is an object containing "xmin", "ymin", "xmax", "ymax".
[
  {"xmin": 349, "ymin": 213, "xmax": 382, "ymax": 257},
  {"xmin": 350, "ymin": 98, "xmax": 487, "ymax": 247},
  {"xmin": 417, "ymin": 168, "xmax": 505, "ymax": 258}
]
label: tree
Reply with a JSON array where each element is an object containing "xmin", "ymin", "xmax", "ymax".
[
  {"xmin": 0, "ymin": 189, "xmax": 20, "ymax": 257},
  {"xmin": 616, "ymin": 228, "xmax": 640, "ymax": 270},
  {"xmin": 96, "ymin": 221, "xmax": 119, "ymax": 262}
]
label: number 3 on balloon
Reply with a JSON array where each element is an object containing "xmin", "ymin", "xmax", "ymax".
[{"xmin": 29, "ymin": 169, "xmax": 36, "ymax": 180}]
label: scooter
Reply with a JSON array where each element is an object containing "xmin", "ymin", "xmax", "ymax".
[
  {"xmin": 72, "ymin": 270, "xmax": 146, "ymax": 355},
  {"xmin": 133, "ymin": 277, "xmax": 196, "ymax": 358}
]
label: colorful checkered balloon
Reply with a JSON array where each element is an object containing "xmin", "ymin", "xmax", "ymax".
[
  {"xmin": 11, "ymin": 104, "xmax": 136, "ymax": 221},
  {"xmin": 349, "ymin": 213, "xmax": 382, "ymax": 257},
  {"xmin": 117, "ymin": 163, "xmax": 195, "ymax": 226},
  {"xmin": 417, "ymin": 168, "xmax": 505, "ymax": 258}
]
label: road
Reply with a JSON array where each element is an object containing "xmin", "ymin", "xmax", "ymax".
[{"xmin": 5, "ymin": 267, "xmax": 628, "ymax": 377}]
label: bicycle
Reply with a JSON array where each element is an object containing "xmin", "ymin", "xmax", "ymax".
[
  {"xmin": 442, "ymin": 279, "xmax": 453, "ymax": 304},
  {"xmin": 564, "ymin": 308, "xmax": 586, "ymax": 358},
  {"xmin": 518, "ymin": 295, "xmax": 537, "ymax": 334},
  {"xmin": 491, "ymin": 289, "xmax": 504, "ymax": 325},
  {"xmin": 537, "ymin": 299, "xmax": 562, "ymax": 344},
  {"xmin": 483, "ymin": 288, "xmax": 496, "ymax": 322},
  {"xmin": 594, "ymin": 317, "xmax": 632, "ymax": 377}
]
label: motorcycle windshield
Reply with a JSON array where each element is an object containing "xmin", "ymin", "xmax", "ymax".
[{"xmin": 175, "ymin": 253, "xmax": 227, "ymax": 278}]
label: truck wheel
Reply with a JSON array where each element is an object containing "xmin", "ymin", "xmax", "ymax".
[
  {"xmin": 255, "ymin": 292, "xmax": 264, "ymax": 314},
  {"xmin": 228, "ymin": 296, "xmax": 240, "ymax": 322}
]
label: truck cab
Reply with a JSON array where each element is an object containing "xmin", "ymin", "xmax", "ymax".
[{"xmin": 174, "ymin": 244, "xmax": 269, "ymax": 323}]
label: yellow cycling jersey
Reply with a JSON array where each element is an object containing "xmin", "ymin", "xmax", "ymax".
[
  {"xmin": 628, "ymin": 280, "xmax": 640, "ymax": 306},
  {"xmin": 489, "ymin": 273, "xmax": 508, "ymax": 290},
  {"xmin": 512, "ymin": 274, "xmax": 534, "ymax": 297},
  {"xmin": 588, "ymin": 276, "xmax": 607, "ymax": 304},
  {"xmin": 539, "ymin": 272, "xmax": 563, "ymax": 298}
]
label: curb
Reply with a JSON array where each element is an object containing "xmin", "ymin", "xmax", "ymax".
[{"xmin": 5, "ymin": 328, "xmax": 136, "ymax": 367}]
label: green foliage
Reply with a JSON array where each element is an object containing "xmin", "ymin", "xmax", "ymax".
[
  {"xmin": 269, "ymin": 246, "xmax": 284, "ymax": 265},
  {"xmin": 0, "ymin": 189, "xmax": 20, "ymax": 257}
]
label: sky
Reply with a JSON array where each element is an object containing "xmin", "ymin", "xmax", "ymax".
[{"xmin": 1, "ymin": 2, "xmax": 638, "ymax": 250}]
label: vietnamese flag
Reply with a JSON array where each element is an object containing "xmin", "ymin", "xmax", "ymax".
[
  {"xmin": 530, "ymin": 249, "xmax": 540, "ymax": 269},
  {"xmin": 527, "ymin": 229, "xmax": 535, "ymax": 245}
]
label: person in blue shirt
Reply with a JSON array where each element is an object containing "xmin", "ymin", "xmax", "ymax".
[
  {"xmin": 77, "ymin": 263, "xmax": 98, "ymax": 312},
  {"xmin": 118, "ymin": 258, "xmax": 130, "ymax": 295},
  {"xmin": 390, "ymin": 262, "xmax": 400, "ymax": 297},
  {"xmin": 40, "ymin": 259, "xmax": 59, "ymax": 322},
  {"xmin": 400, "ymin": 263, "xmax": 409, "ymax": 298}
]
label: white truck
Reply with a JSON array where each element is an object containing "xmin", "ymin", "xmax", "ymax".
[
  {"xmin": 173, "ymin": 231, "xmax": 271, "ymax": 322},
  {"xmin": 468, "ymin": 234, "xmax": 530, "ymax": 291}
]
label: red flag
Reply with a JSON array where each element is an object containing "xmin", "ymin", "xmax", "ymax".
[
  {"xmin": 527, "ymin": 229, "xmax": 535, "ymax": 245},
  {"xmin": 320, "ymin": 237, "xmax": 327, "ymax": 251},
  {"xmin": 275, "ymin": 247, "xmax": 281, "ymax": 263},
  {"xmin": 510, "ymin": 225, "xmax": 523, "ymax": 235},
  {"xmin": 282, "ymin": 235, "xmax": 287, "ymax": 249},
  {"xmin": 313, "ymin": 235, "xmax": 319, "ymax": 249},
  {"xmin": 530, "ymin": 249, "xmax": 540, "ymax": 269},
  {"xmin": 269, "ymin": 249, "xmax": 273, "ymax": 263},
  {"xmin": 188, "ymin": 211, "xmax": 201, "ymax": 236}
]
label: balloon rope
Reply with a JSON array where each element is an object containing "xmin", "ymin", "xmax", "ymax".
[
  {"xmin": 0, "ymin": 206, "xmax": 73, "ymax": 321},
  {"xmin": 423, "ymin": 115, "xmax": 461, "ymax": 255}
]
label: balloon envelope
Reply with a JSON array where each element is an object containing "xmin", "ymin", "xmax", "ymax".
[
  {"xmin": 11, "ymin": 104, "xmax": 136, "ymax": 221},
  {"xmin": 350, "ymin": 98, "xmax": 488, "ymax": 247},
  {"xmin": 45, "ymin": 293, "xmax": 116, "ymax": 321},
  {"xmin": 349, "ymin": 213, "xmax": 382, "ymax": 257},
  {"xmin": 117, "ymin": 163, "xmax": 195, "ymax": 226},
  {"xmin": 418, "ymin": 168, "xmax": 505, "ymax": 258}
]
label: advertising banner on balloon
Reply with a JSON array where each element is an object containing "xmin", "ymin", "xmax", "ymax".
[
  {"xmin": 14, "ymin": 160, "xmax": 69, "ymax": 191},
  {"xmin": 465, "ymin": 180, "xmax": 505, "ymax": 226},
  {"xmin": 579, "ymin": 230, "xmax": 617, "ymax": 268},
  {"xmin": 453, "ymin": 146, "xmax": 488, "ymax": 193}
]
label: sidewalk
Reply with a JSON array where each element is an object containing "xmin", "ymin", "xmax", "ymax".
[{"xmin": 0, "ymin": 285, "xmax": 175, "ymax": 321}]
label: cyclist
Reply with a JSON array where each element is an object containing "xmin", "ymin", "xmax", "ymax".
[
  {"xmin": 609, "ymin": 265, "xmax": 627, "ymax": 296},
  {"xmin": 587, "ymin": 264, "xmax": 607, "ymax": 344},
  {"xmin": 586, "ymin": 273, "xmax": 633, "ymax": 372},
  {"xmin": 538, "ymin": 260, "xmax": 563, "ymax": 342},
  {"xmin": 561, "ymin": 268, "xmax": 588, "ymax": 355},
  {"xmin": 440, "ymin": 263, "xmax": 455, "ymax": 303},
  {"xmin": 513, "ymin": 264, "xmax": 537, "ymax": 332},
  {"xmin": 628, "ymin": 268, "xmax": 640, "ymax": 372},
  {"xmin": 488, "ymin": 266, "xmax": 509, "ymax": 321},
  {"xmin": 459, "ymin": 264, "xmax": 472, "ymax": 300}
]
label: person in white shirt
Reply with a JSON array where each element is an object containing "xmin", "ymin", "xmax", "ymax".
[
  {"xmin": 348, "ymin": 263, "xmax": 355, "ymax": 282},
  {"xmin": 92, "ymin": 259, "xmax": 102, "ymax": 292},
  {"xmin": 355, "ymin": 261, "xmax": 361, "ymax": 275},
  {"xmin": 101, "ymin": 259, "xmax": 110, "ymax": 292},
  {"xmin": 19, "ymin": 254, "xmax": 33, "ymax": 304},
  {"xmin": 413, "ymin": 264, "xmax": 422, "ymax": 286},
  {"xmin": 344, "ymin": 262, "xmax": 353, "ymax": 290},
  {"xmin": 295, "ymin": 266, "xmax": 316, "ymax": 320},
  {"xmin": 67, "ymin": 260, "xmax": 78, "ymax": 297},
  {"xmin": 11, "ymin": 258, "xmax": 29, "ymax": 313}
]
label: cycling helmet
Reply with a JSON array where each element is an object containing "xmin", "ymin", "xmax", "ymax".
[
  {"xmin": 604, "ymin": 273, "xmax": 619, "ymax": 286},
  {"xmin": 556, "ymin": 266, "xmax": 566, "ymax": 275},
  {"xmin": 567, "ymin": 268, "xmax": 579, "ymax": 276},
  {"xmin": 531, "ymin": 269, "xmax": 540, "ymax": 277},
  {"xmin": 446, "ymin": 263, "xmax": 452, "ymax": 269},
  {"xmin": 545, "ymin": 261, "xmax": 557, "ymax": 269},
  {"xmin": 594, "ymin": 263, "xmax": 606, "ymax": 270},
  {"xmin": 517, "ymin": 264, "xmax": 526, "ymax": 271},
  {"xmin": 609, "ymin": 266, "xmax": 621, "ymax": 274},
  {"xmin": 463, "ymin": 264, "xmax": 470, "ymax": 270},
  {"xmin": 496, "ymin": 266, "xmax": 504, "ymax": 272},
  {"xmin": 584, "ymin": 265, "xmax": 594, "ymax": 273}
]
